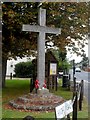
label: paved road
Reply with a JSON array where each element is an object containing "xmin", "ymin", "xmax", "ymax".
[
  {"xmin": 69, "ymin": 69, "xmax": 89, "ymax": 103},
  {"xmin": 69, "ymin": 69, "xmax": 89, "ymax": 81}
]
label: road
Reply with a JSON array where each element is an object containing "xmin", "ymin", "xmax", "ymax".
[{"xmin": 69, "ymin": 69, "xmax": 89, "ymax": 103}]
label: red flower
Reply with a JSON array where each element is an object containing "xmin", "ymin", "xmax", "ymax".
[{"xmin": 35, "ymin": 79, "xmax": 39, "ymax": 89}]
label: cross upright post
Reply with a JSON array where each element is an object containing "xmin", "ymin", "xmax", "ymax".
[
  {"xmin": 37, "ymin": 8, "xmax": 46, "ymax": 90},
  {"xmin": 22, "ymin": 8, "xmax": 61, "ymax": 89}
]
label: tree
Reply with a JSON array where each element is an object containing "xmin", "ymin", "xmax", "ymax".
[
  {"xmin": 51, "ymin": 48, "xmax": 67, "ymax": 61},
  {"xmin": 2, "ymin": 2, "xmax": 38, "ymax": 87},
  {"xmin": 2, "ymin": 2, "xmax": 89, "ymax": 87},
  {"xmin": 14, "ymin": 61, "xmax": 33, "ymax": 78},
  {"xmin": 81, "ymin": 54, "xmax": 89, "ymax": 68},
  {"xmin": 51, "ymin": 49, "xmax": 70, "ymax": 73}
]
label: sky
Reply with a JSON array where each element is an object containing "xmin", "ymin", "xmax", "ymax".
[{"xmin": 67, "ymin": 44, "xmax": 88, "ymax": 63}]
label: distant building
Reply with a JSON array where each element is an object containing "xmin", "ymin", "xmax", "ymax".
[{"xmin": 6, "ymin": 57, "xmax": 34, "ymax": 76}]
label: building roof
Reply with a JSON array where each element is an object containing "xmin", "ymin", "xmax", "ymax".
[{"xmin": 32, "ymin": 50, "xmax": 58, "ymax": 64}]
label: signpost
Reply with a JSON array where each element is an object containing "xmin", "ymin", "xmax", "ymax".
[{"xmin": 55, "ymin": 100, "xmax": 73, "ymax": 119}]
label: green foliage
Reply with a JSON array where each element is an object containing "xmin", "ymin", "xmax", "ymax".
[
  {"xmin": 2, "ymin": 2, "xmax": 38, "ymax": 59},
  {"xmin": 14, "ymin": 61, "xmax": 33, "ymax": 78},
  {"xmin": 81, "ymin": 54, "xmax": 89, "ymax": 68},
  {"xmin": 59, "ymin": 51, "xmax": 67, "ymax": 61},
  {"xmin": 58, "ymin": 59, "xmax": 71, "ymax": 72},
  {"xmin": 2, "ymin": 2, "xmax": 88, "ymax": 60},
  {"xmin": 52, "ymin": 49, "xmax": 70, "ymax": 72},
  {"xmin": 51, "ymin": 49, "xmax": 67, "ymax": 61}
]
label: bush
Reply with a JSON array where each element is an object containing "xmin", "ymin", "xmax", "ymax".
[{"xmin": 14, "ymin": 61, "xmax": 33, "ymax": 78}]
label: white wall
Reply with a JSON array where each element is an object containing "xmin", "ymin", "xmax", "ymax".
[{"xmin": 6, "ymin": 57, "xmax": 31, "ymax": 76}]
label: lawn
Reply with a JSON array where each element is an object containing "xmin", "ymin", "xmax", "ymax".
[{"xmin": 2, "ymin": 79, "xmax": 88, "ymax": 119}]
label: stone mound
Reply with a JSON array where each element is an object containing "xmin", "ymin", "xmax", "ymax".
[{"xmin": 9, "ymin": 93, "xmax": 65, "ymax": 111}]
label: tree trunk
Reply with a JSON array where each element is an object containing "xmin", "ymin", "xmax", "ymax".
[{"xmin": 2, "ymin": 57, "xmax": 7, "ymax": 88}]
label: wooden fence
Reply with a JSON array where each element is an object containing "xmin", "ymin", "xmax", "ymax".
[
  {"xmin": 55, "ymin": 78, "xmax": 84, "ymax": 120},
  {"xmin": 72, "ymin": 78, "xmax": 84, "ymax": 120}
]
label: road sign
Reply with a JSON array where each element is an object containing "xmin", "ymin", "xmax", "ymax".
[{"xmin": 55, "ymin": 100, "xmax": 73, "ymax": 119}]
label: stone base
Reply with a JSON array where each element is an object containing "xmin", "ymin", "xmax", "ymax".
[
  {"xmin": 9, "ymin": 91, "xmax": 65, "ymax": 111},
  {"xmin": 32, "ymin": 88, "xmax": 50, "ymax": 95},
  {"xmin": 38, "ymin": 88, "xmax": 49, "ymax": 95}
]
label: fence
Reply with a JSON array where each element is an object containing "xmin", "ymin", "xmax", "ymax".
[
  {"xmin": 72, "ymin": 78, "xmax": 84, "ymax": 120},
  {"xmin": 55, "ymin": 78, "xmax": 84, "ymax": 120}
]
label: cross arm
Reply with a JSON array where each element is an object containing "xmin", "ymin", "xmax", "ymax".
[{"xmin": 22, "ymin": 25, "xmax": 61, "ymax": 35}]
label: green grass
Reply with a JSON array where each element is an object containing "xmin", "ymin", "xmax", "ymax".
[
  {"xmin": 2, "ymin": 109, "xmax": 55, "ymax": 119},
  {"xmin": 77, "ymin": 97, "xmax": 88, "ymax": 118},
  {"xmin": 51, "ymin": 86, "xmax": 73, "ymax": 100},
  {"xmin": 2, "ymin": 79, "xmax": 30, "ymax": 103},
  {"xmin": 2, "ymin": 79, "xmax": 88, "ymax": 119}
]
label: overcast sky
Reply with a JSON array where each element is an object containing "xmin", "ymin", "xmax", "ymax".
[{"xmin": 67, "ymin": 44, "xmax": 88, "ymax": 63}]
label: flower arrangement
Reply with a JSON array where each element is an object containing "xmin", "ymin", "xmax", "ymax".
[
  {"xmin": 42, "ymin": 80, "xmax": 47, "ymax": 89},
  {"xmin": 35, "ymin": 79, "xmax": 39, "ymax": 93},
  {"xmin": 35, "ymin": 79, "xmax": 39, "ymax": 89}
]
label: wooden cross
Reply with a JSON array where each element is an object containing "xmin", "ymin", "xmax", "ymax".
[{"xmin": 22, "ymin": 8, "xmax": 61, "ymax": 89}]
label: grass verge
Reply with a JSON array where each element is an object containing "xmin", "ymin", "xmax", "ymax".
[{"xmin": 2, "ymin": 79, "xmax": 88, "ymax": 119}]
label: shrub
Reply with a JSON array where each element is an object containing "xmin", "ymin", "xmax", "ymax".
[{"xmin": 14, "ymin": 61, "xmax": 33, "ymax": 78}]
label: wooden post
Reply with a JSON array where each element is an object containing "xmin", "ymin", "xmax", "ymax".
[
  {"xmin": 47, "ymin": 77, "xmax": 49, "ymax": 89},
  {"xmin": 68, "ymin": 74, "xmax": 71, "ymax": 90},
  {"xmin": 30, "ymin": 78, "xmax": 33, "ymax": 93},
  {"xmin": 10, "ymin": 73, "xmax": 12, "ymax": 80},
  {"xmin": 81, "ymin": 80, "xmax": 84, "ymax": 100},
  {"xmin": 79, "ymin": 90, "xmax": 82, "ymax": 111},
  {"xmin": 55, "ymin": 108, "xmax": 57, "ymax": 120},
  {"xmin": 73, "ymin": 77, "xmax": 76, "ymax": 92},
  {"xmin": 52, "ymin": 76, "xmax": 54, "ymax": 89},
  {"xmin": 67, "ymin": 114, "xmax": 70, "ymax": 120},
  {"xmin": 72, "ymin": 91, "xmax": 77, "ymax": 120},
  {"xmin": 79, "ymin": 80, "xmax": 84, "ymax": 111},
  {"xmin": 55, "ymin": 75, "xmax": 57, "ymax": 91}
]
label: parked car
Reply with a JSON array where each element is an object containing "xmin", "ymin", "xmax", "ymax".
[{"xmin": 75, "ymin": 67, "xmax": 81, "ymax": 72}]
